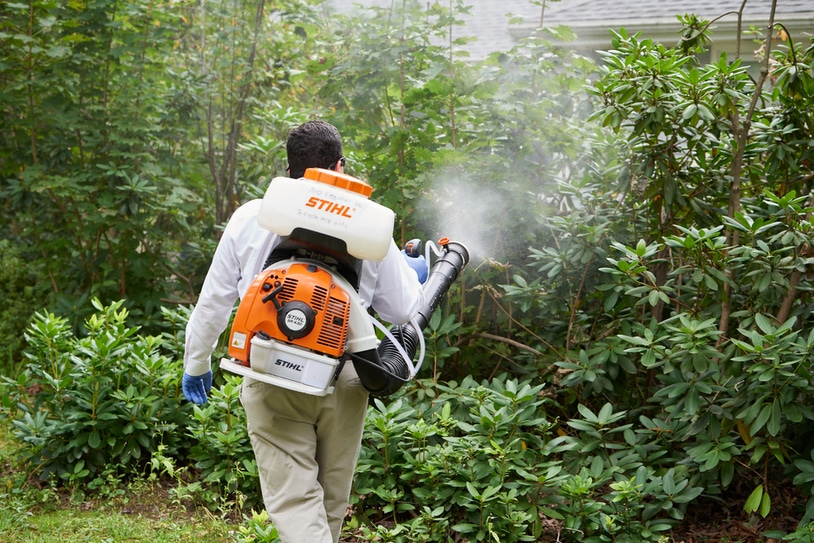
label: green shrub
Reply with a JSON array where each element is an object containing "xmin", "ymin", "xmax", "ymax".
[
  {"xmin": 353, "ymin": 376, "xmax": 560, "ymax": 542},
  {"xmin": 1, "ymin": 299, "xmax": 192, "ymax": 485},
  {"xmin": 549, "ymin": 403, "xmax": 703, "ymax": 542},
  {"xmin": 352, "ymin": 376, "xmax": 710, "ymax": 543}
]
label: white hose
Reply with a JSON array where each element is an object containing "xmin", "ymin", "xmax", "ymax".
[{"xmin": 369, "ymin": 314, "xmax": 426, "ymax": 380}]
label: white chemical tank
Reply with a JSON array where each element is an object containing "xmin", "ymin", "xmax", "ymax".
[{"xmin": 257, "ymin": 168, "xmax": 395, "ymax": 261}]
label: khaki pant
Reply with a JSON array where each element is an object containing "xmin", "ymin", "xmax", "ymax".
[{"xmin": 240, "ymin": 363, "xmax": 369, "ymax": 543}]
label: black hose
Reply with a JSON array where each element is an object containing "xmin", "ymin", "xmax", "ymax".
[
  {"xmin": 353, "ymin": 241, "xmax": 469, "ymax": 396},
  {"xmin": 351, "ymin": 325, "xmax": 422, "ymax": 396}
]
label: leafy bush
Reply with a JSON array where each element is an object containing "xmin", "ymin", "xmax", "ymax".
[
  {"xmin": 0, "ymin": 298, "xmax": 262, "ymax": 516},
  {"xmin": 1, "ymin": 299, "xmax": 192, "ymax": 485},
  {"xmin": 504, "ymin": 23, "xmax": 814, "ymax": 538},
  {"xmin": 0, "ymin": 0, "xmax": 207, "ymax": 334},
  {"xmin": 353, "ymin": 376, "xmax": 556, "ymax": 542},
  {"xmin": 549, "ymin": 402, "xmax": 703, "ymax": 542},
  {"xmin": 353, "ymin": 377, "xmax": 702, "ymax": 542}
]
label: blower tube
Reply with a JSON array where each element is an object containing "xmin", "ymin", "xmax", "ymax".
[{"xmin": 353, "ymin": 240, "xmax": 470, "ymax": 396}]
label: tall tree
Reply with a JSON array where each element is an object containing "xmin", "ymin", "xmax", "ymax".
[{"xmin": 0, "ymin": 0, "xmax": 202, "ymax": 325}]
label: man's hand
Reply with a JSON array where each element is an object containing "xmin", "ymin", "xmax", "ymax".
[
  {"xmin": 402, "ymin": 238, "xmax": 428, "ymax": 284},
  {"xmin": 404, "ymin": 253, "xmax": 429, "ymax": 283},
  {"xmin": 182, "ymin": 370, "xmax": 213, "ymax": 404}
]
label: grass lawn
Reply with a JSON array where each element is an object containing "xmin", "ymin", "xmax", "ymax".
[
  {"xmin": 0, "ymin": 418, "xmax": 240, "ymax": 543},
  {"xmin": 0, "ymin": 506, "xmax": 234, "ymax": 543}
]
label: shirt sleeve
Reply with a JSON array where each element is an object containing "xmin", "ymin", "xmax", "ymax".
[
  {"xmin": 183, "ymin": 199, "xmax": 277, "ymax": 377},
  {"xmin": 183, "ymin": 231, "xmax": 242, "ymax": 377},
  {"xmin": 365, "ymin": 240, "xmax": 425, "ymax": 325}
]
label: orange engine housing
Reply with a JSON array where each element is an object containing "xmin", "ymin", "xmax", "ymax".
[{"xmin": 228, "ymin": 261, "xmax": 352, "ymax": 366}]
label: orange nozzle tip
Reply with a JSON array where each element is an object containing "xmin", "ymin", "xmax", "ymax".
[
  {"xmin": 439, "ymin": 237, "xmax": 450, "ymax": 245},
  {"xmin": 303, "ymin": 168, "xmax": 373, "ymax": 198}
]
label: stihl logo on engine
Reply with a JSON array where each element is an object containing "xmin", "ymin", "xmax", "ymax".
[
  {"xmin": 305, "ymin": 196, "xmax": 354, "ymax": 218},
  {"xmin": 285, "ymin": 312, "xmax": 306, "ymax": 331},
  {"xmin": 275, "ymin": 359, "xmax": 303, "ymax": 372}
]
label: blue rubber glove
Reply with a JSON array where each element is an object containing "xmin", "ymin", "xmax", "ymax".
[
  {"xmin": 182, "ymin": 370, "xmax": 212, "ymax": 405},
  {"xmin": 401, "ymin": 250, "xmax": 429, "ymax": 284}
]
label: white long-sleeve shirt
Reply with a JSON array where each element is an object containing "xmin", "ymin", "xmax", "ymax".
[{"xmin": 183, "ymin": 198, "xmax": 424, "ymax": 377}]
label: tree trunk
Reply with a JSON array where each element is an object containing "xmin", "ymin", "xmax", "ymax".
[{"xmin": 717, "ymin": 0, "xmax": 777, "ymax": 345}]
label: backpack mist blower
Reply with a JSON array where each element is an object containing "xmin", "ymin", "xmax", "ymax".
[{"xmin": 219, "ymin": 168, "xmax": 469, "ymax": 397}]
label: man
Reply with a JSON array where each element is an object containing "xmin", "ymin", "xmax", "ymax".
[{"xmin": 182, "ymin": 120, "xmax": 424, "ymax": 542}]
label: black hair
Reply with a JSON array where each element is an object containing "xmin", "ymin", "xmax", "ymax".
[{"xmin": 286, "ymin": 120, "xmax": 343, "ymax": 178}]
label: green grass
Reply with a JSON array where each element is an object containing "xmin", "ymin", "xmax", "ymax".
[
  {"xmin": 0, "ymin": 418, "xmax": 238, "ymax": 543},
  {"xmin": 0, "ymin": 507, "xmax": 233, "ymax": 543}
]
